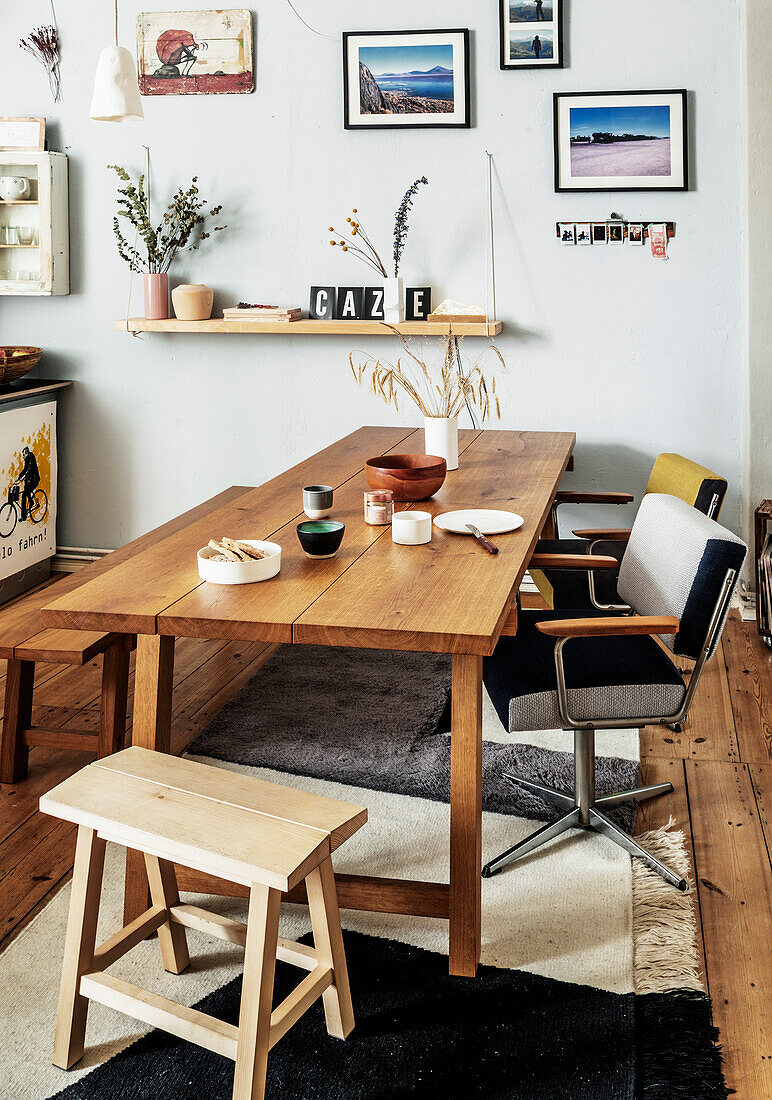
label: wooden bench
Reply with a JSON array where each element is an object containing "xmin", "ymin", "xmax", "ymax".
[
  {"xmin": 0, "ymin": 486, "xmax": 250, "ymax": 784},
  {"xmin": 41, "ymin": 748, "xmax": 367, "ymax": 1100}
]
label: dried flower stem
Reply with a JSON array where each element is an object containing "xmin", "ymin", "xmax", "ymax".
[
  {"xmin": 20, "ymin": 25, "xmax": 61, "ymax": 102},
  {"xmin": 350, "ymin": 329, "xmax": 504, "ymax": 421}
]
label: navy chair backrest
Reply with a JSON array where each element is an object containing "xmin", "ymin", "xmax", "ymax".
[{"xmin": 618, "ymin": 494, "xmax": 746, "ymax": 661}]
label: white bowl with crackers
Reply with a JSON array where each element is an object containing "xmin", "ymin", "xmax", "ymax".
[{"xmin": 197, "ymin": 538, "xmax": 282, "ymax": 584}]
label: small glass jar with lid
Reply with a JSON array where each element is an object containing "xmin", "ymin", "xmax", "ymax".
[{"xmin": 364, "ymin": 489, "xmax": 394, "ymax": 525}]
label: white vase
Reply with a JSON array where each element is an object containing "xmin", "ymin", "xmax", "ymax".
[
  {"xmin": 424, "ymin": 415, "xmax": 459, "ymax": 471},
  {"xmin": 383, "ymin": 276, "xmax": 404, "ymax": 323}
]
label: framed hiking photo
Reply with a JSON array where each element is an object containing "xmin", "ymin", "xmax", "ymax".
[
  {"xmin": 499, "ymin": 0, "xmax": 563, "ymax": 70},
  {"xmin": 553, "ymin": 90, "xmax": 689, "ymax": 192},
  {"xmin": 343, "ymin": 29, "xmax": 471, "ymax": 130}
]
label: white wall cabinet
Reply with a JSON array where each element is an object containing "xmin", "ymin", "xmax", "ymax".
[{"xmin": 0, "ymin": 151, "xmax": 69, "ymax": 295}]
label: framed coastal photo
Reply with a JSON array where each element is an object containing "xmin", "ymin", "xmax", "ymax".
[
  {"xmin": 343, "ymin": 29, "xmax": 470, "ymax": 129},
  {"xmin": 136, "ymin": 9, "xmax": 254, "ymax": 95},
  {"xmin": 500, "ymin": 0, "xmax": 563, "ymax": 70},
  {"xmin": 554, "ymin": 90, "xmax": 688, "ymax": 192}
]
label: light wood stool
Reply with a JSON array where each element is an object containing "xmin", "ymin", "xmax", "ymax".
[{"xmin": 41, "ymin": 747, "xmax": 367, "ymax": 1100}]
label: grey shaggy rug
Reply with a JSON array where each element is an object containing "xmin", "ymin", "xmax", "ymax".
[{"xmin": 188, "ymin": 646, "xmax": 640, "ymax": 830}]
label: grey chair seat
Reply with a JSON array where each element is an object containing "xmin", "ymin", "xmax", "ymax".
[{"xmin": 484, "ymin": 610, "xmax": 686, "ymax": 732}]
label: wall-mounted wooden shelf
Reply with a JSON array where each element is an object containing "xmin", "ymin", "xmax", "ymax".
[{"xmin": 115, "ymin": 318, "xmax": 503, "ymax": 336}]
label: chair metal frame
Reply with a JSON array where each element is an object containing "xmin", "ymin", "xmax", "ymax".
[{"xmin": 482, "ymin": 568, "xmax": 738, "ymax": 890}]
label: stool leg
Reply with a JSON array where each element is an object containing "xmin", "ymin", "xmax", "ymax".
[
  {"xmin": 97, "ymin": 643, "xmax": 130, "ymax": 758},
  {"xmin": 53, "ymin": 826, "xmax": 106, "ymax": 1069},
  {"xmin": 306, "ymin": 857, "xmax": 355, "ymax": 1040},
  {"xmin": 143, "ymin": 853, "xmax": 190, "ymax": 974},
  {"xmin": 0, "ymin": 658, "xmax": 34, "ymax": 784},
  {"xmin": 233, "ymin": 884, "xmax": 281, "ymax": 1100}
]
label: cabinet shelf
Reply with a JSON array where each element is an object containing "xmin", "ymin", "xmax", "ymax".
[
  {"xmin": 0, "ymin": 200, "xmax": 38, "ymax": 206},
  {"xmin": 115, "ymin": 318, "xmax": 503, "ymax": 336},
  {"xmin": 0, "ymin": 244, "xmax": 37, "ymax": 249}
]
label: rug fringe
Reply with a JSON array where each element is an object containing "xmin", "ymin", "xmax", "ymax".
[
  {"xmin": 631, "ymin": 818, "xmax": 703, "ymax": 996},
  {"xmin": 636, "ymin": 990, "xmax": 733, "ymax": 1098}
]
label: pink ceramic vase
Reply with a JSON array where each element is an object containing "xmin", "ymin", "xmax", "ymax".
[{"xmin": 143, "ymin": 273, "xmax": 168, "ymax": 320}]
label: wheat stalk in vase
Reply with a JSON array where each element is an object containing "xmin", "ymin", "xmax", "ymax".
[{"xmin": 350, "ymin": 330, "xmax": 504, "ymax": 420}]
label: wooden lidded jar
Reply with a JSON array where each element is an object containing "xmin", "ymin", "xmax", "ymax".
[{"xmin": 171, "ymin": 283, "xmax": 214, "ymax": 321}]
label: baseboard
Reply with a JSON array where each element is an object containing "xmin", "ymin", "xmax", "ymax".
[{"xmin": 51, "ymin": 547, "xmax": 112, "ymax": 573}]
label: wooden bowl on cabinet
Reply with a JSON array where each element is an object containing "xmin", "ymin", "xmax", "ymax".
[
  {"xmin": 365, "ymin": 454, "xmax": 447, "ymax": 501},
  {"xmin": 0, "ymin": 346, "xmax": 41, "ymax": 385}
]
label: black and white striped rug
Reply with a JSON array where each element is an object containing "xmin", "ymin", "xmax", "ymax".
[{"xmin": 1, "ymin": 646, "xmax": 728, "ymax": 1098}]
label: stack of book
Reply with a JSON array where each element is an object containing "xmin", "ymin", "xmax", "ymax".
[
  {"xmin": 758, "ymin": 530, "xmax": 772, "ymax": 634},
  {"xmin": 222, "ymin": 305, "xmax": 302, "ymax": 323}
]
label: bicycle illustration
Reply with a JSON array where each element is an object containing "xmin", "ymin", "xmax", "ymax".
[{"xmin": 0, "ymin": 482, "xmax": 48, "ymax": 538}]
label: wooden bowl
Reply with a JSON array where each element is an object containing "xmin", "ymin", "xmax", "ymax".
[
  {"xmin": 0, "ymin": 346, "xmax": 41, "ymax": 385},
  {"xmin": 365, "ymin": 454, "xmax": 447, "ymax": 501}
]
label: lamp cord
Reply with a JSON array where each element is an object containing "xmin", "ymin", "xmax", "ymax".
[
  {"xmin": 114, "ymin": 0, "xmax": 119, "ymax": 47},
  {"xmin": 282, "ymin": 0, "xmax": 338, "ymax": 41}
]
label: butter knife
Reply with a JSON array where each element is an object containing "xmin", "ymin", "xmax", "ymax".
[{"xmin": 466, "ymin": 523, "xmax": 499, "ymax": 554}]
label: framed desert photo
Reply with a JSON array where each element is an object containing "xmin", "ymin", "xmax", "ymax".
[
  {"xmin": 500, "ymin": 0, "xmax": 563, "ymax": 69},
  {"xmin": 136, "ymin": 9, "xmax": 254, "ymax": 95},
  {"xmin": 343, "ymin": 30, "xmax": 470, "ymax": 130},
  {"xmin": 554, "ymin": 90, "xmax": 688, "ymax": 192}
]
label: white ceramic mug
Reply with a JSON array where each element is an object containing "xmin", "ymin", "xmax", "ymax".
[
  {"xmin": 0, "ymin": 177, "xmax": 31, "ymax": 201},
  {"xmin": 392, "ymin": 510, "xmax": 432, "ymax": 545}
]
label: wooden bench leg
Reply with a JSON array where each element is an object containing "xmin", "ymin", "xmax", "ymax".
[
  {"xmin": 306, "ymin": 857, "xmax": 355, "ymax": 1040},
  {"xmin": 97, "ymin": 643, "xmax": 130, "ymax": 758},
  {"xmin": 0, "ymin": 658, "xmax": 34, "ymax": 784},
  {"xmin": 232, "ymin": 884, "xmax": 281, "ymax": 1100},
  {"xmin": 53, "ymin": 825, "xmax": 106, "ymax": 1069},
  {"xmin": 143, "ymin": 853, "xmax": 190, "ymax": 974}
]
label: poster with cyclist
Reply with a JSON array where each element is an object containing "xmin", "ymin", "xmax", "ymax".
[{"xmin": 0, "ymin": 401, "xmax": 56, "ymax": 581}]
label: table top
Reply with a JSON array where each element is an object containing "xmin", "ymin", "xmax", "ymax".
[{"xmin": 42, "ymin": 426, "xmax": 575, "ymax": 656}]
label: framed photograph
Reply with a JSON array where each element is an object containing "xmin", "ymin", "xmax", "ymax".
[
  {"xmin": 500, "ymin": 0, "xmax": 563, "ymax": 69},
  {"xmin": 608, "ymin": 223, "xmax": 624, "ymax": 244},
  {"xmin": 628, "ymin": 223, "xmax": 644, "ymax": 245},
  {"xmin": 558, "ymin": 223, "xmax": 576, "ymax": 244},
  {"xmin": 0, "ymin": 117, "xmax": 45, "ymax": 151},
  {"xmin": 136, "ymin": 9, "xmax": 254, "ymax": 95},
  {"xmin": 575, "ymin": 223, "xmax": 591, "ymax": 245},
  {"xmin": 554, "ymin": 90, "xmax": 688, "ymax": 192},
  {"xmin": 591, "ymin": 223, "xmax": 608, "ymax": 243},
  {"xmin": 343, "ymin": 29, "xmax": 470, "ymax": 129}
]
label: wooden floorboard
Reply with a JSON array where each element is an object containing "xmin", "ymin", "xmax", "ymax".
[{"xmin": 0, "ymin": 587, "xmax": 767, "ymax": 1094}]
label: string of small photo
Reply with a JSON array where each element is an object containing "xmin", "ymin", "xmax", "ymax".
[{"xmin": 556, "ymin": 213, "xmax": 675, "ymax": 259}]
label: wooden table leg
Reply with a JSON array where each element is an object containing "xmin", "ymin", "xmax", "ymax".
[
  {"xmin": 97, "ymin": 641, "xmax": 130, "ymax": 758},
  {"xmin": 449, "ymin": 652, "xmax": 483, "ymax": 977},
  {"xmin": 124, "ymin": 634, "xmax": 175, "ymax": 924},
  {"xmin": 0, "ymin": 658, "xmax": 34, "ymax": 783}
]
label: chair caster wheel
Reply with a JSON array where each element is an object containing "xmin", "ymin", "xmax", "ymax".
[{"xmin": 666, "ymin": 721, "xmax": 684, "ymax": 734}]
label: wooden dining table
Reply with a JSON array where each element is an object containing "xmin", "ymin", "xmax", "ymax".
[{"xmin": 41, "ymin": 425, "xmax": 575, "ymax": 977}]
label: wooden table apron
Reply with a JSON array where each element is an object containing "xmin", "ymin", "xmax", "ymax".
[{"xmin": 42, "ymin": 426, "xmax": 575, "ymax": 977}]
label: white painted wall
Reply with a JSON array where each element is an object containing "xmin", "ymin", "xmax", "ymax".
[
  {"xmin": 1, "ymin": 1, "xmax": 744, "ymax": 548},
  {"xmin": 741, "ymin": 0, "xmax": 772, "ymax": 574}
]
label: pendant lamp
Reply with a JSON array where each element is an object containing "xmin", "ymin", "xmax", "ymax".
[{"xmin": 89, "ymin": 0, "xmax": 143, "ymax": 121}]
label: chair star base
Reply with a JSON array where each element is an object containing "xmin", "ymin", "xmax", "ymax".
[{"xmin": 481, "ymin": 731, "xmax": 688, "ymax": 891}]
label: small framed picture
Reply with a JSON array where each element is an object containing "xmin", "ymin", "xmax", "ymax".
[
  {"xmin": 500, "ymin": 0, "xmax": 563, "ymax": 69},
  {"xmin": 628, "ymin": 223, "xmax": 644, "ymax": 245},
  {"xmin": 553, "ymin": 90, "xmax": 689, "ymax": 192},
  {"xmin": 558, "ymin": 223, "xmax": 576, "ymax": 244},
  {"xmin": 0, "ymin": 117, "xmax": 45, "ymax": 151},
  {"xmin": 343, "ymin": 29, "xmax": 470, "ymax": 130},
  {"xmin": 608, "ymin": 223, "xmax": 624, "ymax": 244},
  {"xmin": 591, "ymin": 223, "xmax": 608, "ymax": 243},
  {"xmin": 575, "ymin": 223, "xmax": 591, "ymax": 244}
]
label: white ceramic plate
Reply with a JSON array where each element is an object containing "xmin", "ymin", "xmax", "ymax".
[
  {"xmin": 197, "ymin": 540, "xmax": 282, "ymax": 584},
  {"xmin": 433, "ymin": 509, "xmax": 525, "ymax": 535}
]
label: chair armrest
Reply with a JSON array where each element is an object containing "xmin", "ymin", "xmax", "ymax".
[
  {"xmin": 571, "ymin": 528, "xmax": 633, "ymax": 542},
  {"xmin": 528, "ymin": 554, "xmax": 619, "ymax": 570},
  {"xmin": 554, "ymin": 491, "xmax": 635, "ymax": 506},
  {"xmin": 535, "ymin": 615, "xmax": 680, "ymax": 638}
]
